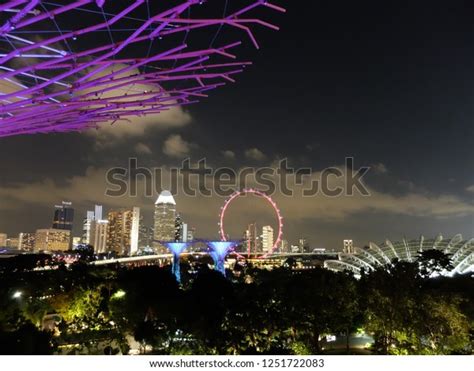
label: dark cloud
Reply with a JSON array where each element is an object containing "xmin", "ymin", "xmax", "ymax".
[{"xmin": 0, "ymin": 0, "xmax": 473, "ymax": 248}]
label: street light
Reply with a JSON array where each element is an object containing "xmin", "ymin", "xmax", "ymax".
[{"xmin": 12, "ymin": 291, "xmax": 22, "ymax": 299}]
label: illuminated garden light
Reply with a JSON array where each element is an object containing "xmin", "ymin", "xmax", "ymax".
[
  {"xmin": 12, "ymin": 290, "xmax": 22, "ymax": 299},
  {"xmin": 206, "ymin": 241, "xmax": 238, "ymax": 276},
  {"xmin": 111, "ymin": 289, "xmax": 126, "ymax": 299},
  {"xmin": 0, "ymin": 1, "xmax": 285, "ymax": 137},
  {"xmin": 161, "ymin": 242, "xmax": 193, "ymax": 283}
]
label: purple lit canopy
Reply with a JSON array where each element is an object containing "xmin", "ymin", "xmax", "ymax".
[{"xmin": 0, "ymin": 0, "xmax": 284, "ymax": 137}]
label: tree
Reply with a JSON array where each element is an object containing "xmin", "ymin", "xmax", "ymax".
[
  {"xmin": 109, "ymin": 266, "xmax": 181, "ymax": 354},
  {"xmin": 416, "ymin": 250, "xmax": 453, "ymax": 278},
  {"xmin": 361, "ymin": 260, "xmax": 471, "ymax": 354},
  {"xmin": 181, "ymin": 269, "xmax": 234, "ymax": 354},
  {"xmin": 360, "ymin": 261, "xmax": 422, "ymax": 354}
]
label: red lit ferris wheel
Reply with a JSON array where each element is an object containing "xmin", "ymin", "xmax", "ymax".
[{"xmin": 218, "ymin": 188, "xmax": 283, "ymax": 258}]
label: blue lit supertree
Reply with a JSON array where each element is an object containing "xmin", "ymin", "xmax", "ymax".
[
  {"xmin": 206, "ymin": 241, "xmax": 238, "ymax": 276},
  {"xmin": 161, "ymin": 242, "xmax": 192, "ymax": 283}
]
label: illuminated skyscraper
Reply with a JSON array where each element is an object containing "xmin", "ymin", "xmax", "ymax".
[
  {"xmin": 261, "ymin": 225, "xmax": 274, "ymax": 253},
  {"xmin": 90, "ymin": 220, "xmax": 109, "ymax": 253},
  {"xmin": 343, "ymin": 239, "xmax": 354, "ymax": 254},
  {"xmin": 52, "ymin": 201, "xmax": 74, "ymax": 230},
  {"xmin": 35, "ymin": 229, "xmax": 71, "ymax": 251},
  {"xmin": 82, "ymin": 211, "xmax": 95, "ymax": 244},
  {"xmin": 299, "ymin": 237, "xmax": 310, "ymax": 253},
  {"xmin": 154, "ymin": 191, "xmax": 177, "ymax": 247},
  {"xmin": 279, "ymin": 239, "xmax": 289, "ymax": 253},
  {"xmin": 186, "ymin": 226, "xmax": 195, "ymax": 242},
  {"xmin": 19, "ymin": 233, "xmax": 35, "ymax": 251},
  {"xmin": 175, "ymin": 213, "xmax": 183, "ymax": 241},
  {"xmin": 82, "ymin": 205, "xmax": 104, "ymax": 245},
  {"xmin": 107, "ymin": 207, "xmax": 140, "ymax": 256},
  {"xmin": 245, "ymin": 222, "xmax": 260, "ymax": 254},
  {"xmin": 6, "ymin": 238, "xmax": 19, "ymax": 249},
  {"xmin": 0, "ymin": 233, "xmax": 7, "ymax": 247},
  {"xmin": 173, "ymin": 213, "xmax": 189, "ymax": 243},
  {"xmin": 139, "ymin": 224, "xmax": 154, "ymax": 249}
]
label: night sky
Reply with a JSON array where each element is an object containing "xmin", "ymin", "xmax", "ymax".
[{"xmin": 0, "ymin": 0, "xmax": 473, "ymax": 250}]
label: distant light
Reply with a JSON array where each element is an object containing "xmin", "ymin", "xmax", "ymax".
[
  {"xmin": 112, "ymin": 290, "xmax": 126, "ymax": 299},
  {"xmin": 12, "ymin": 291, "xmax": 22, "ymax": 299}
]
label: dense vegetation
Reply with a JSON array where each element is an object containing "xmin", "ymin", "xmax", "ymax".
[{"xmin": 0, "ymin": 251, "xmax": 472, "ymax": 355}]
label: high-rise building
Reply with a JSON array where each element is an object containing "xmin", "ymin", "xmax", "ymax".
[
  {"xmin": 94, "ymin": 205, "xmax": 103, "ymax": 220},
  {"xmin": 0, "ymin": 233, "xmax": 7, "ymax": 247},
  {"xmin": 90, "ymin": 220, "xmax": 109, "ymax": 253},
  {"xmin": 83, "ymin": 210, "xmax": 95, "ymax": 244},
  {"xmin": 173, "ymin": 214, "xmax": 189, "ymax": 243},
  {"xmin": 299, "ymin": 238, "xmax": 310, "ymax": 253},
  {"xmin": 154, "ymin": 191, "xmax": 176, "ymax": 246},
  {"xmin": 107, "ymin": 207, "xmax": 140, "ymax": 256},
  {"xmin": 35, "ymin": 229, "xmax": 71, "ymax": 251},
  {"xmin": 186, "ymin": 226, "xmax": 195, "ymax": 242},
  {"xmin": 279, "ymin": 239, "xmax": 289, "ymax": 253},
  {"xmin": 182, "ymin": 223, "xmax": 188, "ymax": 243},
  {"xmin": 175, "ymin": 213, "xmax": 183, "ymax": 242},
  {"xmin": 19, "ymin": 233, "xmax": 36, "ymax": 251},
  {"xmin": 343, "ymin": 239, "xmax": 354, "ymax": 254},
  {"xmin": 139, "ymin": 224, "xmax": 154, "ymax": 249},
  {"xmin": 82, "ymin": 205, "xmax": 103, "ymax": 244},
  {"xmin": 244, "ymin": 222, "xmax": 260, "ymax": 254},
  {"xmin": 52, "ymin": 201, "xmax": 74, "ymax": 230},
  {"xmin": 261, "ymin": 225, "xmax": 274, "ymax": 253},
  {"xmin": 6, "ymin": 237, "xmax": 19, "ymax": 249}
]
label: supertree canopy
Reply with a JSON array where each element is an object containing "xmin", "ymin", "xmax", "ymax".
[
  {"xmin": 0, "ymin": 0, "xmax": 285, "ymax": 137},
  {"xmin": 207, "ymin": 241, "xmax": 238, "ymax": 276},
  {"xmin": 162, "ymin": 241, "xmax": 192, "ymax": 283}
]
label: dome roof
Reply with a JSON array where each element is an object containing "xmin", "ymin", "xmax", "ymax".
[
  {"xmin": 155, "ymin": 190, "xmax": 176, "ymax": 205},
  {"xmin": 324, "ymin": 234, "xmax": 474, "ymax": 277}
]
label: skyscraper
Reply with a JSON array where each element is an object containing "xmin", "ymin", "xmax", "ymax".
[
  {"xmin": 90, "ymin": 220, "xmax": 109, "ymax": 253},
  {"xmin": 0, "ymin": 233, "xmax": 7, "ymax": 247},
  {"xmin": 52, "ymin": 201, "xmax": 74, "ymax": 230},
  {"xmin": 343, "ymin": 239, "xmax": 354, "ymax": 254},
  {"xmin": 261, "ymin": 225, "xmax": 274, "ymax": 253},
  {"xmin": 139, "ymin": 224, "xmax": 154, "ymax": 249},
  {"xmin": 299, "ymin": 237, "xmax": 310, "ymax": 253},
  {"xmin": 175, "ymin": 213, "xmax": 183, "ymax": 242},
  {"xmin": 82, "ymin": 205, "xmax": 104, "ymax": 245},
  {"xmin": 107, "ymin": 207, "xmax": 140, "ymax": 256},
  {"xmin": 82, "ymin": 210, "xmax": 95, "ymax": 244},
  {"xmin": 19, "ymin": 233, "xmax": 35, "ymax": 251},
  {"xmin": 154, "ymin": 191, "xmax": 177, "ymax": 247},
  {"xmin": 186, "ymin": 226, "xmax": 195, "ymax": 243},
  {"xmin": 244, "ymin": 222, "xmax": 260, "ymax": 254},
  {"xmin": 174, "ymin": 214, "xmax": 190, "ymax": 242},
  {"xmin": 279, "ymin": 239, "xmax": 289, "ymax": 253},
  {"xmin": 6, "ymin": 237, "xmax": 19, "ymax": 249},
  {"xmin": 182, "ymin": 223, "xmax": 189, "ymax": 243},
  {"xmin": 35, "ymin": 229, "xmax": 71, "ymax": 251}
]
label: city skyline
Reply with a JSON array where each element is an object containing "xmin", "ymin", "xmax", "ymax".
[
  {"xmin": 0, "ymin": 1, "xmax": 473, "ymax": 359},
  {"xmin": 0, "ymin": 0, "xmax": 473, "ymax": 249}
]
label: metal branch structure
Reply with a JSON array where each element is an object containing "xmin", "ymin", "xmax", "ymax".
[
  {"xmin": 0, "ymin": 0, "xmax": 285, "ymax": 137},
  {"xmin": 206, "ymin": 241, "xmax": 238, "ymax": 276},
  {"xmin": 161, "ymin": 241, "xmax": 192, "ymax": 283}
]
